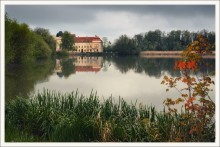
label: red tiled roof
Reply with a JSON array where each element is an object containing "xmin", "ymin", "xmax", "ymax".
[
  {"xmin": 75, "ymin": 36, "xmax": 101, "ymax": 43},
  {"xmin": 75, "ymin": 66, "xmax": 101, "ymax": 72}
]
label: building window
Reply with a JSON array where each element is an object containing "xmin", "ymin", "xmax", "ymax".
[{"xmin": 95, "ymin": 44, "xmax": 99, "ymax": 48}]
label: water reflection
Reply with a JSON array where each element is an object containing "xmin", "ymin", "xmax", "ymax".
[
  {"xmin": 5, "ymin": 56, "xmax": 215, "ymax": 110},
  {"xmin": 110, "ymin": 56, "xmax": 179, "ymax": 78},
  {"xmin": 75, "ymin": 56, "xmax": 103, "ymax": 73},
  {"xmin": 54, "ymin": 55, "xmax": 215, "ymax": 78},
  {"xmin": 55, "ymin": 58, "xmax": 75, "ymax": 78},
  {"xmin": 55, "ymin": 56, "xmax": 103, "ymax": 78},
  {"xmin": 5, "ymin": 59, "xmax": 55, "ymax": 102}
]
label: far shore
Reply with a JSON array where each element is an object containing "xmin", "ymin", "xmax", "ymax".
[
  {"xmin": 60, "ymin": 50, "xmax": 216, "ymax": 59},
  {"xmin": 140, "ymin": 51, "xmax": 215, "ymax": 59}
]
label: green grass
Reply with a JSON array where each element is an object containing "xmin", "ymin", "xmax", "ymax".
[
  {"xmin": 5, "ymin": 89, "xmax": 215, "ymax": 142},
  {"xmin": 5, "ymin": 123, "xmax": 40, "ymax": 142}
]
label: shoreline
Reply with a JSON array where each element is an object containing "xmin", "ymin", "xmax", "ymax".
[
  {"xmin": 62, "ymin": 50, "xmax": 215, "ymax": 59},
  {"xmin": 140, "ymin": 51, "xmax": 215, "ymax": 59}
]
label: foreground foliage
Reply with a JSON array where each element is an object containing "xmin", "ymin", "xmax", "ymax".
[
  {"xmin": 161, "ymin": 34, "xmax": 215, "ymax": 141},
  {"xmin": 6, "ymin": 89, "xmax": 214, "ymax": 142}
]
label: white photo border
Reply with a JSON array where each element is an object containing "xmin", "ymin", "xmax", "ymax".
[{"xmin": 1, "ymin": 1, "xmax": 219, "ymax": 147}]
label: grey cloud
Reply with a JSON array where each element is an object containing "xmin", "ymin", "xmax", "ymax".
[
  {"xmin": 5, "ymin": 5, "xmax": 215, "ymax": 42},
  {"xmin": 6, "ymin": 5, "xmax": 215, "ymax": 24},
  {"xmin": 61, "ymin": 5, "xmax": 215, "ymax": 19},
  {"xmin": 5, "ymin": 5, "xmax": 96, "ymax": 24}
]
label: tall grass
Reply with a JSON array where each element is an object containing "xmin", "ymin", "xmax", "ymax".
[{"xmin": 5, "ymin": 89, "xmax": 215, "ymax": 142}]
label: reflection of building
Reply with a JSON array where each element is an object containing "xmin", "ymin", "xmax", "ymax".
[
  {"xmin": 55, "ymin": 35, "xmax": 103, "ymax": 53},
  {"xmin": 55, "ymin": 59, "xmax": 62, "ymax": 73},
  {"xmin": 55, "ymin": 59, "xmax": 63, "ymax": 77},
  {"xmin": 54, "ymin": 56, "xmax": 103, "ymax": 76},
  {"xmin": 74, "ymin": 56, "xmax": 103, "ymax": 73}
]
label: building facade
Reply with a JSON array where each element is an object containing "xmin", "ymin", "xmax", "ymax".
[
  {"xmin": 74, "ymin": 36, "xmax": 103, "ymax": 53},
  {"xmin": 55, "ymin": 36, "xmax": 62, "ymax": 51},
  {"xmin": 55, "ymin": 35, "xmax": 103, "ymax": 53}
]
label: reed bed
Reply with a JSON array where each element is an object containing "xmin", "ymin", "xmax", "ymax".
[{"xmin": 5, "ymin": 89, "xmax": 215, "ymax": 142}]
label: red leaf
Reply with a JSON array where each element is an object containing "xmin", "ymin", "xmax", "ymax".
[
  {"xmin": 186, "ymin": 61, "xmax": 197, "ymax": 70},
  {"xmin": 178, "ymin": 61, "xmax": 186, "ymax": 70}
]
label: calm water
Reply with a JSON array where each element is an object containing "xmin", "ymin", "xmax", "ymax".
[{"xmin": 5, "ymin": 55, "xmax": 215, "ymax": 110}]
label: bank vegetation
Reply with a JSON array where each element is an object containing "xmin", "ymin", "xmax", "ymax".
[
  {"xmin": 5, "ymin": 89, "xmax": 215, "ymax": 142},
  {"xmin": 5, "ymin": 14, "xmax": 56, "ymax": 64}
]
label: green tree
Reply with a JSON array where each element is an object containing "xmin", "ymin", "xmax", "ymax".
[
  {"xmin": 61, "ymin": 31, "xmax": 75, "ymax": 51},
  {"xmin": 101, "ymin": 29, "xmax": 215, "ymax": 54},
  {"xmin": 34, "ymin": 28, "xmax": 56, "ymax": 53},
  {"xmin": 11, "ymin": 23, "xmax": 33, "ymax": 63},
  {"xmin": 5, "ymin": 13, "xmax": 15, "ymax": 64},
  {"xmin": 133, "ymin": 34, "xmax": 144, "ymax": 51},
  {"xmin": 56, "ymin": 31, "xmax": 63, "ymax": 37},
  {"xmin": 181, "ymin": 30, "xmax": 191, "ymax": 47},
  {"xmin": 102, "ymin": 37, "xmax": 112, "ymax": 52},
  {"xmin": 32, "ymin": 32, "xmax": 52, "ymax": 59},
  {"xmin": 5, "ymin": 14, "xmax": 53, "ymax": 64},
  {"xmin": 165, "ymin": 30, "xmax": 182, "ymax": 50},
  {"xmin": 113, "ymin": 35, "xmax": 138, "ymax": 55},
  {"xmin": 207, "ymin": 31, "xmax": 215, "ymax": 50},
  {"xmin": 144, "ymin": 30, "xmax": 162, "ymax": 50}
]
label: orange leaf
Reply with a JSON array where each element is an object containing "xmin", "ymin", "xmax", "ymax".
[
  {"xmin": 178, "ymin": 61, "xmax": 186, "ymax": 70},
  {"xmin": 185, "ymin": 97, "xmax": 196, "ymax": 108},
  {"xmin": 186, "ymin": 97, "xmax": 196, "ymax": 105},
  {"xmin": 186, "ymin": 61, "xmax": 197, "ymax": 70},
  {"xmin": 182, "ymin": 78, "xmax": 188, "ymax": 83}
]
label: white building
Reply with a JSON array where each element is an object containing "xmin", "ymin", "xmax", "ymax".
[{"xmin": 55, "ymin": 35, "xmax": 103, "ymax": 53}]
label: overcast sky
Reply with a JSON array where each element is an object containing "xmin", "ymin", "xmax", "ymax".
[{"xmin": 5, "ymin": 5, "xmax": 215, "ymax": 42}]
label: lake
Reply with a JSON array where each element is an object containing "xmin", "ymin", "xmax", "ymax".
[{"xmin": 5, "ymin": 55, "xmax": 215, "ymax": 111}]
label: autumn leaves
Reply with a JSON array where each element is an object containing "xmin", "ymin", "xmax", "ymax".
[{"xmin": 161, "ymin": 34, "xmax": 215, "ymax": 140}]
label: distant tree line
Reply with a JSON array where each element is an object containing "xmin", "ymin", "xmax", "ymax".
[
  {"xmin": 103, "ymin": 29, "xmax": 215, "ymax": 55},
  {"xmin": 5, "ymin": 14, "xmax": 56, "ymax": 64}
]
